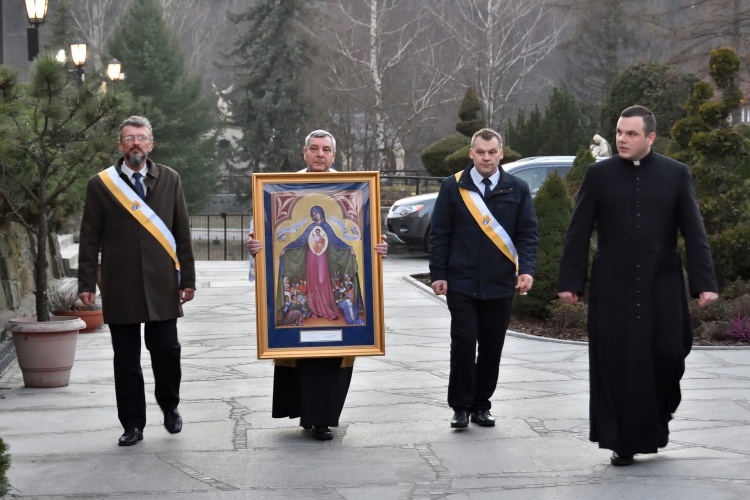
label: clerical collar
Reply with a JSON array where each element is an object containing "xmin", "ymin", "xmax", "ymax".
[{"xmin": 631, "ymin": 150, "xmax": 654, "ymax": 166}]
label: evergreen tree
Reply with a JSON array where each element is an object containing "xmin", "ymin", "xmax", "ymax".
[
  {"xmin": 108, "ymin": 0, "xmax": 219, "ymax": 212},
  {"xmin": 506, "ymin": 105, "xmax": 543, "ymax": 157},
  {"xmin": 600, "ymin": 62, "xmax": 697, "ymax": 151},
  {"xmin": 539, "ymin": 86, "xmax": 594, "ymax": 155},
  {"xmin": 227, "ymin": 0, "xmax": 311, "ymax": 172},
  {"xmin": 513, "ymin": 172, "xmax": 572, "ymax": 319},
  {"xmin": 422, "ymin": 86, "xmax": 523, "ymax": 176},
  {"xmin": 43, "ymin": 0, "xmax": 76, "ymax": 60},
  {"xmin": 565, "ymin": 148, "xmax": 596, "ymax": 200},
  {"xmin": 0, "ymin": 435, "xmax": 8, "ymax": 497},
  {"xmin": 0, "ymin": 56, "xmax": 129, "ymax": 320},
  {"xmin": 668, "ymin": 48, "xmax": 750, "ymax": 286},
  {"xmin": 421, "ymin": 134, "xmax": 470, "ymax": 177},
  {"xmin": 506, "ymin": 87, "xmax": 593, "ymax": 157},
  {"xmin": 456, "ymin": 87, "xmax": 484, "ymax": 138}
]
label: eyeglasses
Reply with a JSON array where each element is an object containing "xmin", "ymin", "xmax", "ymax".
[{"xmin": 122, "ymin": 134, "xmax": 152, "ymax": 143}]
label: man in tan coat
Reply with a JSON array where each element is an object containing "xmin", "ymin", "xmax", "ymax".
[{"xmin": 78, "ymin": 116, "xmax": 196, "ymax": 446}]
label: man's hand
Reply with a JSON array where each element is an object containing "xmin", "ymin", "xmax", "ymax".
[
  {"xmin": 432, "ymin": 280, "xmax": 448, "ymax": 296},
  {"xmin": 179, "ymin": 288, "xmax": 195, "ymax": 304},
  {"xmin": 79, "ymin": 292, "xmax": 96, "ymax": 306},
  {"xmin": 375, "ymin": 235, "xmax": 388, "ymax": 258},
  {"xmin": 697, "ymin": 291, "xmax": 718, "ymax": 308},
  {"xmin": 246, "ymin": 231, "xmax": 262, "ymax": 256},
  {"xmin": 557, "ymin": 291, "xmax": 579, "ymax": 305},
  {"xmin": 516, "ymin": 274, "xmax": 533, "ymax": 295}
]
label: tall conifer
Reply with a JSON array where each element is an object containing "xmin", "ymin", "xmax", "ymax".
[
  {"xmin": 108, "ymin": 0, "xmax": 219, "ymax": 212},
  {"xmin": 513, "ymin": 172, "xmax": 573, "ymax": 319},
  {"xmin": 227, "ymin": 0, "xmax": 311, "ymax": 172}
]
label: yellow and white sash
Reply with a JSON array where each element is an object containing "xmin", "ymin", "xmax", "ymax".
[
  {"xmin": 454, "ymin": 171, "xmax": 518, "ymax": 273},
  {"xmin": 98, "ymin": 166, "xmax": 181, "ymax": 275}
]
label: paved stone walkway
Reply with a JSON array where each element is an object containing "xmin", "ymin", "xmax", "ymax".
[{"xmin": 1, "ymin": 257, "xmax": 750, "ymax": 498}]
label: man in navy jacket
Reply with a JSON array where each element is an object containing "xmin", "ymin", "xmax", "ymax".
[{"xmin": 430, "ymin": 128, "xmax": 538, "ymax": 429}]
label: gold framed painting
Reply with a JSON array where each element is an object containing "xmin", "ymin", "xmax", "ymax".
[{"xmin": 252, "ymin": 171, "xmax": 385, "ymax": 359}]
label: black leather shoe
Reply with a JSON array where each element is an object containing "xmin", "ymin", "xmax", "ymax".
[
  {"xmin": 451, "ymin": 410, "xmax": 470, "ymax": 428},
  {"xmin": 164, "ymin": 409, "xmax": 182, "ymax": 434},
  {"xmin": 312, "ymin": 426, "xmax": 333, "ymax": 441},
  {"xmin": 118, "ymin": 428, "xmax": 143, "ymax": 446},
  {"xmin": 610, "ymin": 452, "xmax": 634, "ymax": 466},
  {"xmin": 471, "ymin": 410, "xmax": 495, "ymax": 427}
]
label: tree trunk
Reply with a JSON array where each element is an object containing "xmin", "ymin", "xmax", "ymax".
[
  {"xmin": 369, "ymin": 0, "xmax": 387, "ymax": 171},
  {"xmin": 35, "ymin": 203, "xmax": 50, "ymax": 322}
]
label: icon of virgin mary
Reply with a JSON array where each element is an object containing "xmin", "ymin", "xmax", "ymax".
[{"xmin": 277, "ymin": 206, "xmax": 363, "ymax": 325}]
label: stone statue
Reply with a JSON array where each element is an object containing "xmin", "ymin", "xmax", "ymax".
[
  {"xmin": 590, "ymin": 134, "xmax": 612, "ymax": 158},
  {"xmin": 394, "ymin": 143, "xmax": 405, "ymax": 173},
  {"xmin": 213, "ymin": 83, "xmax": 235, "ymax": 119}
]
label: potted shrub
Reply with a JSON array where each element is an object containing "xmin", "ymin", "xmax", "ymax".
[
  {"xmin": 49, "ymin": 278, "xmax": 104, "ymax": 333},
  {"xmin": 0, "ymin": 54, "xmax": 129, "ymax": 386}
]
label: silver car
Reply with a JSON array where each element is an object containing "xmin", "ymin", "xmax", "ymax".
[{"xmin": 386, "ymin": 156, "xmax": 580, "ymax": 252}]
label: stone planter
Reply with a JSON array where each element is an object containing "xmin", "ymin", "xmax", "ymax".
[
  {"xmin": 6, "ymin": 316, "xmax": 85, "ymax": 388},
  {"xmin": 53, "ymin": 309, "xmax": 104, "ymax": 333}
]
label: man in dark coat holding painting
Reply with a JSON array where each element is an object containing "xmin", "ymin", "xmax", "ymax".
[{"xmin": 558, "ymin": 105, "xmax": 718, "ymax": 466}]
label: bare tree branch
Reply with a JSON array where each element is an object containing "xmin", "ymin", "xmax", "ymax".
[
  {"xmin": 67, "ymin": 0, "xmax": 132, "ymax": 71},
  {"xmin": 302, "ymin": 0, "xmax": 465, "ymax": 170},
  {"xmin": 431, "ymin": 0, "xmax": 565, "ymax": 127}
]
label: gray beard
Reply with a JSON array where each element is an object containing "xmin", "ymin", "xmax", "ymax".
[{"xmin": 127, "ymin": 151, "xmax": 146, "ymax": 168}]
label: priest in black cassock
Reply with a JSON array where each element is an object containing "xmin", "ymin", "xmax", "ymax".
[{"xmin": 557, "ymin": 105, "xmax": 718, "ymax": 466}]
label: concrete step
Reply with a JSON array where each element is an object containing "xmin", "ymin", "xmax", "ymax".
[
  {"xmin": 57, "ymin": 233, "xmax": 79, "ymax": 276},
  {"xmin": 57, "ymin": 233, "xmax": 75, "ymax": 248}
]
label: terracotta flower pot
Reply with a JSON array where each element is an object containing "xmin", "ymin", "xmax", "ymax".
[
  {"xmin": 6, "ymin": 316, "xmax": 85, "ymax": 388},
  {"xmin": 53, "ymin": 309, "xmax": 105, "ymax": 333}
]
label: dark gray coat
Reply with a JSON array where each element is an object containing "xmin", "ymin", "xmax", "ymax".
[
  {"xmin": 78, "ymin": 159, "xmax": 196, "ymax": 324},
  {"xmin": 558, "ymin": 151, "xmax": 717, "ymax": 455}
]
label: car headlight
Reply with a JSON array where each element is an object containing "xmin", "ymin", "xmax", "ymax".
[{"xmin": 391, "ymin": 203, "xmax": 424, "ymax": 216}]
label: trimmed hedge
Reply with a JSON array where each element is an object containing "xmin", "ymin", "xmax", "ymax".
[{"xmin": 421, "ymin": 134, "xmax": 470, "ymax": 177}]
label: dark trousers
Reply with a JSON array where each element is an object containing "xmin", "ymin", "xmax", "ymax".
[
  {"xmin": 110, "ymin": 319, "xmax": 181, "ymax": 430},
  {"xmin": 447, "ymin": 292, "xmax": 513, "ymax": 412}
]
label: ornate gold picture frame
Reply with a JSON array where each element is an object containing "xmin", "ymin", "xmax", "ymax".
[{"xmin": 252, "ymin": 172, "xmax": 385, "ymax": 359}]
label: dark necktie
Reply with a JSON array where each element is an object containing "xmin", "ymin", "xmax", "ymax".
[
  {"xmin": 132, "ymin": 172, "xmax": 146, "ymax": 199},
  {"xmin": 482, "ymin": 178, "xmax": 492, "ymax": 199}
]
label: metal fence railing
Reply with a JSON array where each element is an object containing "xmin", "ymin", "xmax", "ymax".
[
  {"xmin": 192, "ymin": 173, "xmax": 445, "ymax": 261},
  {"xmin": 190, "ymin": 213, "xmax": 251, "ymax": 261},
  {"xmin": 380, "ymin": 174, "xmax": 444, "ymax": 205}
]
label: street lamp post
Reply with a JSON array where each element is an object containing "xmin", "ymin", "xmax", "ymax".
[
  {"xmin": 25, "ymin": 0, "xmax": 49, "ymax": 61},
  {"xmin": 69, "ymin": 42, "xmax": 87, "ymax": 86},
  {"xmin": 106, "ymin": 59, "xmax": 122, "ymax": 83},
  {"xmin": 100, "ymin": 58, "xmax": 124, "ymax": 93}
]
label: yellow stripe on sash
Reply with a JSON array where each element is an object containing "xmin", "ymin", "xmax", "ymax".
[
  {"xmin": 454, "ymin": 171, "xmax": 518, "ymax": 272},
  {"xmin": 98, "ymin": 170, "xmax": 181, "ymax": 271}
]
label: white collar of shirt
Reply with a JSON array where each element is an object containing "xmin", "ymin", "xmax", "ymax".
[
  {"xmin": 470, "ymin": 166, "xmax": 499, "ymax": 193},
  {"xmin": 121, "ymin": 164, "xmax": 149, "ymax": 194},
  {"xmin": 298, "ymin": 167, "xmax": 337, "ymax": 172}
]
